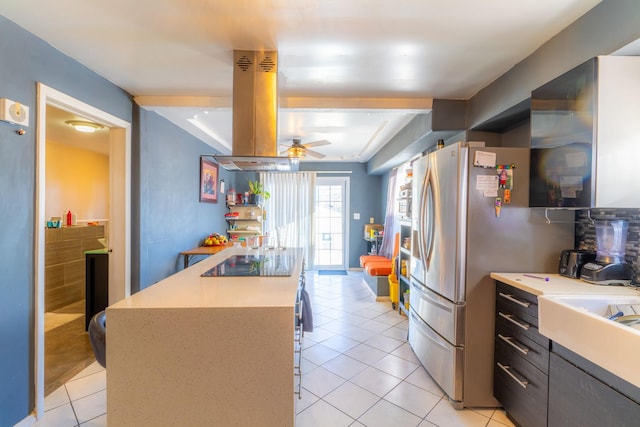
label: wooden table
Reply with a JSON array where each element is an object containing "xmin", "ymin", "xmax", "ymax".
[{"xmin": 179, "ymin": 244, "xmax": 233, "ymax": 269}]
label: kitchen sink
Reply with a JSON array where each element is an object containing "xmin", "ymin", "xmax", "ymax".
[
  {"xmin": 543, "ymin": 294, "xmax": 640, "ymax": 318},
  {"xmin": 538, "ymin": 293, "xmax": 640, "ymax": 388}
]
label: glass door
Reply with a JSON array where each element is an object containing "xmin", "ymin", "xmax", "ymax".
[{"xmin": 314, "ymin": 177, "xmax": 349, "ymax": 270}]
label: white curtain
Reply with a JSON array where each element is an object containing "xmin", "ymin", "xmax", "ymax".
[
  {"xmin": 379, "ymin": 168, "xmax": 398, "ymax": 258},
  {"xmin": 260, "ymin": 172, "xmax": 316, "ymax": 268}
]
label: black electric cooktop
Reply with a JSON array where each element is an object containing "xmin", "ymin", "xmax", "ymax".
[{"xmin": 201, "ymin": 253, "xmax": 295, "ymax": 277}]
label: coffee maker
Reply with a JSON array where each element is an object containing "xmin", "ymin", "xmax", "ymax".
[{"xmin": 580, "ymin": 220, "xmax": 633, "ymax": 285}]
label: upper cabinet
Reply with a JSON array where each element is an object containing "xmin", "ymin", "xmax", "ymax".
[{"xmin": 529, "ymin": 56, "xmax": 640, "ymax": 208}]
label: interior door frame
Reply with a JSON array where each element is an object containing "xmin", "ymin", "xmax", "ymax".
[
  {"xmin": 33, "ymin": 83, "xmax": 131, "ymax": 419},
  {"xmin": 314, "ymin": 176, "xmax": 350, "ymax": 270}
]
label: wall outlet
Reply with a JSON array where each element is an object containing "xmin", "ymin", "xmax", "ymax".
[
  {"xmin": 353, "ymin": 213, "xmax": 360, "ymax": 220},
  {"xmin": 369, "ymin": 217, "xmax": 374, "ymax": 224}
]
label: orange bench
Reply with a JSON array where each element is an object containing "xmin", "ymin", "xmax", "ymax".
[
  {"xmin": 360, "ymin": 234, "xmax": 399, "ymax": 297},
  {"xmin": 359, "ymin": 254, "xmax": 392, "ymax": 276},
  {"xmin": 363, "ymin": 260, "xmax": 393, "ymax": 277}
]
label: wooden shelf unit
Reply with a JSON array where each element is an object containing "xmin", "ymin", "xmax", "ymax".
[{"xmin": 225, "ymin": 204, "xmax": 264, "ymax": 238}]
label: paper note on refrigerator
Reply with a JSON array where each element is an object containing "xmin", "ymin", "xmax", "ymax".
[
  {"xmin": 473, "ymin": 151, "xmax": 497, "ymax": 168},
  {"xmin": 476, "ymin": 175, "xmax": 499, "ymax": 195}
]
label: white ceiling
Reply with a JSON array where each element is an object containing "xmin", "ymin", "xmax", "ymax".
[
  {"xmin": 2, "ymin": 0, "xmax": 602, "ymax": 161},
  {"xmin": 45, "ymin": 105, "xmax": 111, "ymax": 155}
]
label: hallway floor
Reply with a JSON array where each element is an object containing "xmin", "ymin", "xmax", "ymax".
[
  {"xmin": 35, "ymin": 271, "xmax": 514, "ymax": 427},
  {"xmin": 45, "ymin": 301, "xmax": 95, "ymax": 397}
]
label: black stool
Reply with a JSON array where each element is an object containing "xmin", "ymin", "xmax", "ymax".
[{"xmin": 88, "ymin": 310, "xmax": 107, "ymax": 368}]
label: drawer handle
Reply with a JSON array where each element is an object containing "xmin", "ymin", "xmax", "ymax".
[
  {"xmin": 497, "ymin": 362, "xmax": 528, "ymax": 389},
  {"xmin": 498, "ymin": 311, "xmax": 530, "ymax": 331},
  {"xmin": 498, "ymin": 334, "xmax": 530, "ymax": 355},
  {"xmin": 498, "ymin": 292, "xmax": 531, "ymax": 308}
]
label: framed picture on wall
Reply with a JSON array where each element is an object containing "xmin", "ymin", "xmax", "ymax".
[{"xmin": 199, "ymin": 157, "xmax": 218, "ymax": 203}]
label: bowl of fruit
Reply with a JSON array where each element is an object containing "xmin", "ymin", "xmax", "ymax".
[{"xmin": 203, "ymin": 233, "xmax": 228, "ymax": 247}]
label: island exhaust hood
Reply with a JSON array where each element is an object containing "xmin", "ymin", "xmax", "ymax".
[{"xmin": 213, "ymin": 50, "xmax": 297, "ymax": 171}]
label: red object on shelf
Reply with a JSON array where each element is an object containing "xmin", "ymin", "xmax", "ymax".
[{"xmin": 66, "ymin": 210, "xmax": 72, "ymax": 226}]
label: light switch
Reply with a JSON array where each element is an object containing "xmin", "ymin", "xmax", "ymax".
[
  {"xmin": 369, "ymin": 217, "xmax": 374, "ymax": 224},
  {"xmin": 353, "ymin": 213, "xmax": 360, "ymax": 220}
]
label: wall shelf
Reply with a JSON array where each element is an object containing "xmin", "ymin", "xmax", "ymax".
[
  {"xmin": 225, "ymin": 204, "xmax": 264, "ymax": 239},
  {"xmin": 398, "ymin": 221, "xmax": 411, "ymax": 315}
]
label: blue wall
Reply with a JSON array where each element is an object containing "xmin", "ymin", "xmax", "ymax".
[
  {"xmin": 133, "ymin": 107, "xmax": 230, "ymax": 290},
  {"xmin": 0, "ymin": 16, "xmax": 229, "ymax": 425},
  {"xmin": 0, "ymin": 16, "xmax": 132, "ymax": 425}
]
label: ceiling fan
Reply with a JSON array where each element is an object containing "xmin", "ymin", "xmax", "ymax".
[{"xmin": 279, "ymin": 137, "xmax": 330, "ymax": 159}]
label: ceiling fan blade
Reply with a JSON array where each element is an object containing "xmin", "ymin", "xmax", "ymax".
[
  {"xmin": 305, "ymin": 148, "xmax": 326, "ymax": 159},
  {"xmin": 302, "ymin": 139, "xmax": 331, "ymax": 148}
]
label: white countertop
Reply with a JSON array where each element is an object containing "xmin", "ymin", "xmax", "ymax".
[
  {"xmin": 490, "ymin": 272, "xmax": 640, "ymax": 297},
  {"xmin": 109, "ymin": 247, "xmax": 304, "ymax": 310}
]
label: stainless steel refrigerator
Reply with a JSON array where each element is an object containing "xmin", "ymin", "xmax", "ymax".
[{"xmin": 408, "ymin": 142, "xmax": 573, "ymax": 408}]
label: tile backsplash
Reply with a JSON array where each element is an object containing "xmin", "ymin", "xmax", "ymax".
[{"xmin": 575, "ymin": 209, "xmax": 640, "ymax": 286}]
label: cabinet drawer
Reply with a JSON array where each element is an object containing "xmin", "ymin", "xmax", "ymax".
[
  {"xmin": 496, "ymin": 298, "xmax": 538, "ymax": 331},
  {"xmin": 496, "ymin": 282, "xmax": 539, "ymax": 326},
  {"xmin": 409, "ymin": 309, "xmax": 463, "ymax": 401},
  {"xmin": 496, "ymin": 308, "xmax": 549, "ymax": 352},
  {"xmin": 494, "ymin": 342, "xmax": 548, "ymax": 427},
  {"xmin": 495, "ymin": 325, "xmax": 549, "ymax": 375}
]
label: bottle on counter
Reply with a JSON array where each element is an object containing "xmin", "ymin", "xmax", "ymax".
[
  {"xmin": 227, "ymin": 188, "xmax": 236, "ymax": 205},
  {"xmin": 66, "ymin": 210, "xmax": 72, "ymax": 226}
]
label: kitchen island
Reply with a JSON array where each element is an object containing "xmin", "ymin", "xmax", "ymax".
[{"xmin": 107, "ymin": 247, "xmax": 303, "ymax": 427}]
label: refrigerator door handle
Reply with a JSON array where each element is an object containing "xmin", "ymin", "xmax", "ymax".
[
  {"xmin": 422, "ymin": 168, "xmax": 435, "ymax": 269},
  {"xmin": 420, "ymin": 322, "xmax": 451, "ymax": 352},
  {"xmin": 415, "ymin": 283, "xmax": 452, "ymax": 313},
  {"xmin": 417, "ymin": 166, "xmax": 428, "ymax": 267}
]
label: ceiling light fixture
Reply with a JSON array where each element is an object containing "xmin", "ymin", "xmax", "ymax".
[
  {"xmin": 287, "ymin": 146, "xmax": 305, "ymax": 159},
  {"xmin": 65, "ymin": 120, "xmax": 104, "ymax": 133}
]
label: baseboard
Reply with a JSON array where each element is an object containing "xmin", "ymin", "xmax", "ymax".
[{"xmin": 14, "ymin": 414, "xmax": 36, "ymax": 427}]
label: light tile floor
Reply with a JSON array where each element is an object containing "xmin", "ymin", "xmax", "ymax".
[{"xmin": 35, "ymin": 271, "xmax": 515, "ymax": 427}]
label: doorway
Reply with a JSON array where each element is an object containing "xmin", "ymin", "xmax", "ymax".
[
  {"xmin": 42, "ymin": 104, "xmax": 111, "ymax": 396},
  {"xmin": 313, "ymin": 177, "xmax": 349, "ymax": 270},
  {"xmin": 34, "ymin": 84, "xmax": 131, "ymax": 419}
]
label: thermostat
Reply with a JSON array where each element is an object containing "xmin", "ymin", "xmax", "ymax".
[{"xmin": 0, "ymin": 98, "xmax": 29, "ymax": 126}]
